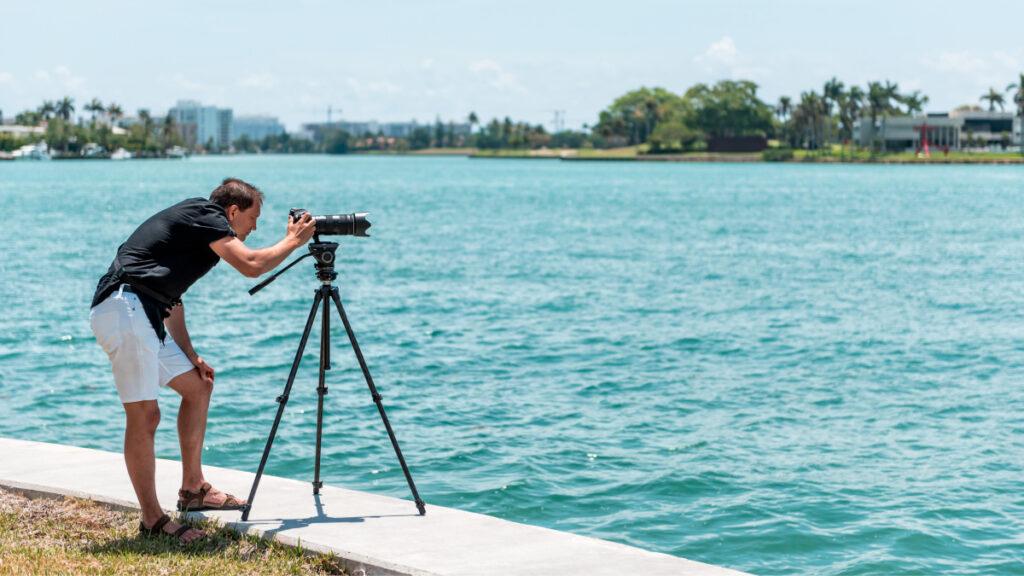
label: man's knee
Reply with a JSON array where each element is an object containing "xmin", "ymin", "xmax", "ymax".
[
  {"xmin": 170, "ymin": 370, "xmax": 213, "ymax": 401},
  {"xmin": 126, "ymin": 401, "xmax": 161, "ymax": 434},
  {"xmin": 190, "ymin": 376, "xmax": 214, "ymax": 400}
]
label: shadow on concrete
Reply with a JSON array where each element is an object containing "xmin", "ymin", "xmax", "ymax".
[{"xmin": 230, "ymin": 494, "xmax": 421, "ymax": 540}]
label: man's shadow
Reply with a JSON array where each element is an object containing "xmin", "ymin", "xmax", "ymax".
[{"xmin": 87, "ymin": 494, "xmax": 419, "ymax": 557}]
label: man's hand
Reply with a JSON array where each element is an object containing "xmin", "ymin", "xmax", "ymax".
[
  {"xmin": 287, "ymin": 212, "xmax": 317, "ymax": 247},
  {"xmin": 193, "ymin": 355, "xmax": 215, "ymax": 384}
]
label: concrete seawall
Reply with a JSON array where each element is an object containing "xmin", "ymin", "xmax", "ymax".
[{"xmin": 0, "ymin": 437, "xmax": 750, "ymax": 576}]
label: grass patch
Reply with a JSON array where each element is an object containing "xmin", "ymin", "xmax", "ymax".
[{"xmin": 0, "ymin": 487, "xmax": 347, "ymax": 575}]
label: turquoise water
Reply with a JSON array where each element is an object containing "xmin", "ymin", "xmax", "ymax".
[{"xmin": 1, "ymin": 156, "xmax": 1023, "ymax": 574}]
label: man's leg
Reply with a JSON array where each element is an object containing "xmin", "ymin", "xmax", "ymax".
[
  {"xmin": 168, "ymin": 369, "xmax": 212, "ymax": 491},
  {"xmin": 123, "ymin": 400, "xmax": 205, "ymax": 543},
  {"xmin": 123, "ymin": 400, "xmax": 163, "ymax": 522},
  {"xmin": 168, "ymin": 369, "xmax": 244, "ymax": 508}
]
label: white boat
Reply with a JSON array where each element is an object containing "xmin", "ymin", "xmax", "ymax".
[
  {"xmin": 12, "ymin": 142, "xmax": 51, "ymax": 160},
  {"xmin": 165, "ymin": 145, "xmax": 189, "ymax": 159},
  {"xmin": 81, "ymin": 143, "xmax": 106, "ymax": 158},
  {"xmin": 110, "ymin": 148, "xmax": 132, "ymax": 160}
]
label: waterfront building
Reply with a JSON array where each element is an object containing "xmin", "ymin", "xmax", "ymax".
[
  {"xmin": 168, "ymin": 100, "xmax": 233, "ymax": 151},
  {"xmin": 299, "ymin": 119, "xmax": 471, "ymax": 142},
  {"xmin": 854, "ymin": 110, "xmax": 1022, "ymax": 152},
  {"xmin": 232, "ymin": 115, "xmax": 285, "ymax": 143}
]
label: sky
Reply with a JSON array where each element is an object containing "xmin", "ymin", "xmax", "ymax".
[{"xmin": 2, "ymin": 0, "xmax": 1024, "ymax": 131}]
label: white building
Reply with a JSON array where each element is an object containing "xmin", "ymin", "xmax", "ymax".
[
  {"xmin": 168, "ymin": 100, "xmax": 233, "ymax": 151},
  {"xmin": 854, "ymin": 110, "xmax": 1021, "ymax": 152},
  {"xmin": 232, "ymin": 115, "xmax": 286, "ymax": 142},
  {"xmin": 299, "ymin": 120, "xmax": 471, "ymax": 141}
]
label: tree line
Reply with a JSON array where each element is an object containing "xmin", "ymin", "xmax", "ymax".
[
  {"xmin": 595, "ymin": 74, "xmax": 1024, "ymax": 153},
  {"xmin": 6, "ymin": 75, "xmax": 1024, "ymax": 156}
]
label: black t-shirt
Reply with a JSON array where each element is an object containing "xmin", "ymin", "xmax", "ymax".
[{"xmin": 91, "ymin": 197, "xmax": 236, "ymax": 341}]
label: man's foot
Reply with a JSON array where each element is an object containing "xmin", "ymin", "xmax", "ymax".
[
  {"xmin": 139, "ymin": 514, "xmax": 206, "ymax": 545},
  {"xmin": 177, "ymin": 482, "xmax": 247, "ymax": 511}
]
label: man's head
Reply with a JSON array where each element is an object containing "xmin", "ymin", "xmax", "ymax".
[{"xmin": 210, "ymin": 178, "xmax": 263, "ymax": 241}]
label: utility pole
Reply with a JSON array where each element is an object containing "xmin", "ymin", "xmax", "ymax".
[{"xmin": 551, "ymin": 110, "xmax": 565, "ymax": 133}]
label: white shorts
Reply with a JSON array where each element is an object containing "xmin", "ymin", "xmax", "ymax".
[{"xmin": 89, "ymin": 285, "xmax": 195, "ymax": 404}]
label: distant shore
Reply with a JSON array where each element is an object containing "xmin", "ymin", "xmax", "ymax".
[
  {"xmin": 7, "ymin": 146, "xmax": 1023, "ymax": 164},
  {"xmin": 390, "ymin": 147, "xmax": 1024, "ymax": 164}
]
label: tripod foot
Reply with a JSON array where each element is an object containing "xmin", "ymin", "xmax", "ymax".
[
  {"xmin": 240, "ymin": 505, "xmax": 251, "ymax": 522},
  {"xmin": 416, "ymin": 500, "xmax": 426, "ymax": 516},
  {"xmin": 313, "ymin": 481, "xmax": 323, "ymax": 494}
]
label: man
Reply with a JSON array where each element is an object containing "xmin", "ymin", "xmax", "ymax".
[{"xmin": 89, "ymin": 178, "xmax": 316, "ymax": 544}]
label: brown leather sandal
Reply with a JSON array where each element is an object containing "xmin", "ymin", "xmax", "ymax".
[
  {"xmin": 139, "ymin": 514, "xmax": 204, "ymax": 544},
  {"xmin": 177, "ymin": 481, "xmax": 246, "ymax": 512}
]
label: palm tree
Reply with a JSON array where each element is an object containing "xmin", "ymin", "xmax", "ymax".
[
  {"xmin": 467, "ymin": 111, "xmax": 479, "ymax": 134},
  {"xmin": 37, "ymin": 100, "xmax": 56, "ymax": 121},
  {"xmin": 56, "ymin": 97, "xmax": 75, "ymax": 121},
  {"xmin": 161, "ymin": 114, "xmax": 178, "ymax": 150},
  {"xmin": 980, "ymin": 87, "xmax": 1005, "ymax": 112},
  {"xmin": 821, "ymin": 78, "xmax": 845, "ymax": 145},
  {"xmin": 838, "ymin": 86, "xmax": 864, "ymax": 141},
  {"xmin": 106, "ymin": 103, "xmax": 123, "ymax": 125},
  {"xmin": 138, "ymin": 109, "xmax": 153, "ymax": 151},
  {"xmin": 776, "ymin": 96, "xmax": 792, "ymax": 146},
  {"xmin": 84, "ymin": 98, "xmax": 104, "ymax": 124},
  {"xmin": 902, "ymin": 90, "xmax": 929, "ymax": 115},
  {"xmin": 1007, "ymin": 73, "xmax": 1024, "ymax": 117},
  {"xmin": 776, "ymin": 96, "xmax": 792, "ymax": 122},
  {"xmin": 793, "ymin": 91, "xmax": 827, "ymax": 149},
  {"xmin": 822, "ymin": 77, "xmax": 844, "ymax": 116},
  {"xmin": 883, "ymin": 81, "xmax": 901, "ymax": 108}
]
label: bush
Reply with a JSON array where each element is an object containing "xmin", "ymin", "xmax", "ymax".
[{"xmin": 762, "ymin": 148, "xmax": 794, "ymax": 162}]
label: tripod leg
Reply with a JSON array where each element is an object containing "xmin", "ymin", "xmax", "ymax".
[
  {"xmin": 313, "ymin": 286, "xmax": 330, "ymax": 494},
  {"xmin": 241, "ymin": 290, "xmax": 323, "ymax": 521},
  {"xmin": 329, "ymin": 288, "xmax": 427, "ymax": 516}
]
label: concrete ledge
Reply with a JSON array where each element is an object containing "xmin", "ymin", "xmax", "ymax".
[{"xmin": 0, "ymin": 437, "xmax": 749, "ymax": 576}]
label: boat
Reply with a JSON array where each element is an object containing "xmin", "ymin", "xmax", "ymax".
[
  {"xmin": 110, "ymin": 148, "xmax": 132, "ymax": 160},
  {"xmin": 165, "ymin": 145, "xmax": 189, "ymax": 159},
  {"xmin": 12, "ymin": 142, "xmax": 51, "ymax": 160}
]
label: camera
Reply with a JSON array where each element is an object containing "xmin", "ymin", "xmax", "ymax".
[{"xmin": 290, "ymin": 208, "xmax": 371, "ymax": 237}]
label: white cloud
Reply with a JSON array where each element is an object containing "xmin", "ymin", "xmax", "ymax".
[
  {"xmin": 420, "ymin": 58, "xmax": 434, "ymax": 70},
  {"xmin": 468, "ymin": 59, "xmax": 525, "ymax": 92},
  {"xmin": 30, "ymin": 66, "xmax": 86, "ymax": 91},
  {"xmin": 53, "ymin": 66, "xmax": 86, "ymax": 90},
  {"xmin": 344, "ymin": 77, "xmax": 402, "ymax": 95},
  {"xmin": 923, "ymin": 51, "xmax": 990, "ymax": 75},
  {"xmin": 238, "ymin": 73, "xmax": 277, "ymax": 90},
  {"xmin": 166, "ymin": 73, "xmax": 205, "ymax": 92},
  {"xmin": 692, "ymin": 36, "xmax": 770, "ymax": 80},
  {"xmin": 922, "ymin": 50, "xmax": 1021, "ymax": 79},
  {"xmin": 695, "ymin": 36, "xmax": 738, "ymax": 68},
  {"xmin": 0, "ymin": 72, "xmax": 13, "ymax": 85}
]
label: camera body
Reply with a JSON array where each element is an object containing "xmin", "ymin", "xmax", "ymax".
[{"xmin": 290, "ymin": 208, "xmax": 371, "ymax": 237}]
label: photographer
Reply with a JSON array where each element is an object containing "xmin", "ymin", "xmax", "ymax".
[{"xmin": 89, "ymin": 178, "xmax": 316, "ymax": 544}]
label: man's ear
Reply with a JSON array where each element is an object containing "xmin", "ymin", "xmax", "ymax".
[{"xmin": 225, "ymin": 205, "xmax": 239, "ymax": 220}]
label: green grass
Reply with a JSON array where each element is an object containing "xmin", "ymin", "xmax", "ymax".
[
  {"xmin": 0, "ymin": 488, "xmax": 347, "ymax": 575},
  {"xmin": 791, "ymin": 147, "xmax": 1024, "ymax": 163}
]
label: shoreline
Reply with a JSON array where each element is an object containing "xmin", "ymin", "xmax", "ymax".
[
  {"xmin": 0, "ymin": 437, "xmax": 748, "ymax": 576},
  {"xmin": 7, "ymin": 149, "xmax": 1023, "ymax": 165}
]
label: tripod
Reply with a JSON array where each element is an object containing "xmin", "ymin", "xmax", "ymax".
[{"xmin": 240, "ymin": 240, "xmax": 426, "ymax": 521}]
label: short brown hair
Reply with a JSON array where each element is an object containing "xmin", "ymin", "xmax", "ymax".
[{"xmin": 210, "ymin": 178, "xmax": 264, "ymax": 210}]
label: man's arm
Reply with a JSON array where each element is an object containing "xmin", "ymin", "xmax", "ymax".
[
  {"xmin": 210, "ymin": 213, "xmax": 316, "ymax": 278},
  {"xmin": 165, "ymin": 302, "xmax": 214, "ymax": 383}
]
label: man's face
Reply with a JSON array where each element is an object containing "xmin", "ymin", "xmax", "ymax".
[{"xmin": 227, "ymin": 202, "xmax": 261, "ymax": 241}]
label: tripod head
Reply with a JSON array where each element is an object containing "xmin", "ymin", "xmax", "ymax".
[{"xmin": 248, "ymin": 241, "xmax": 339, "ymax": 295}]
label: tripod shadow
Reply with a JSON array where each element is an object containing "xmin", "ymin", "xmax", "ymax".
[{"xmin": 238, "ymin": 494, "xmax": 421, "ymax": 540}]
